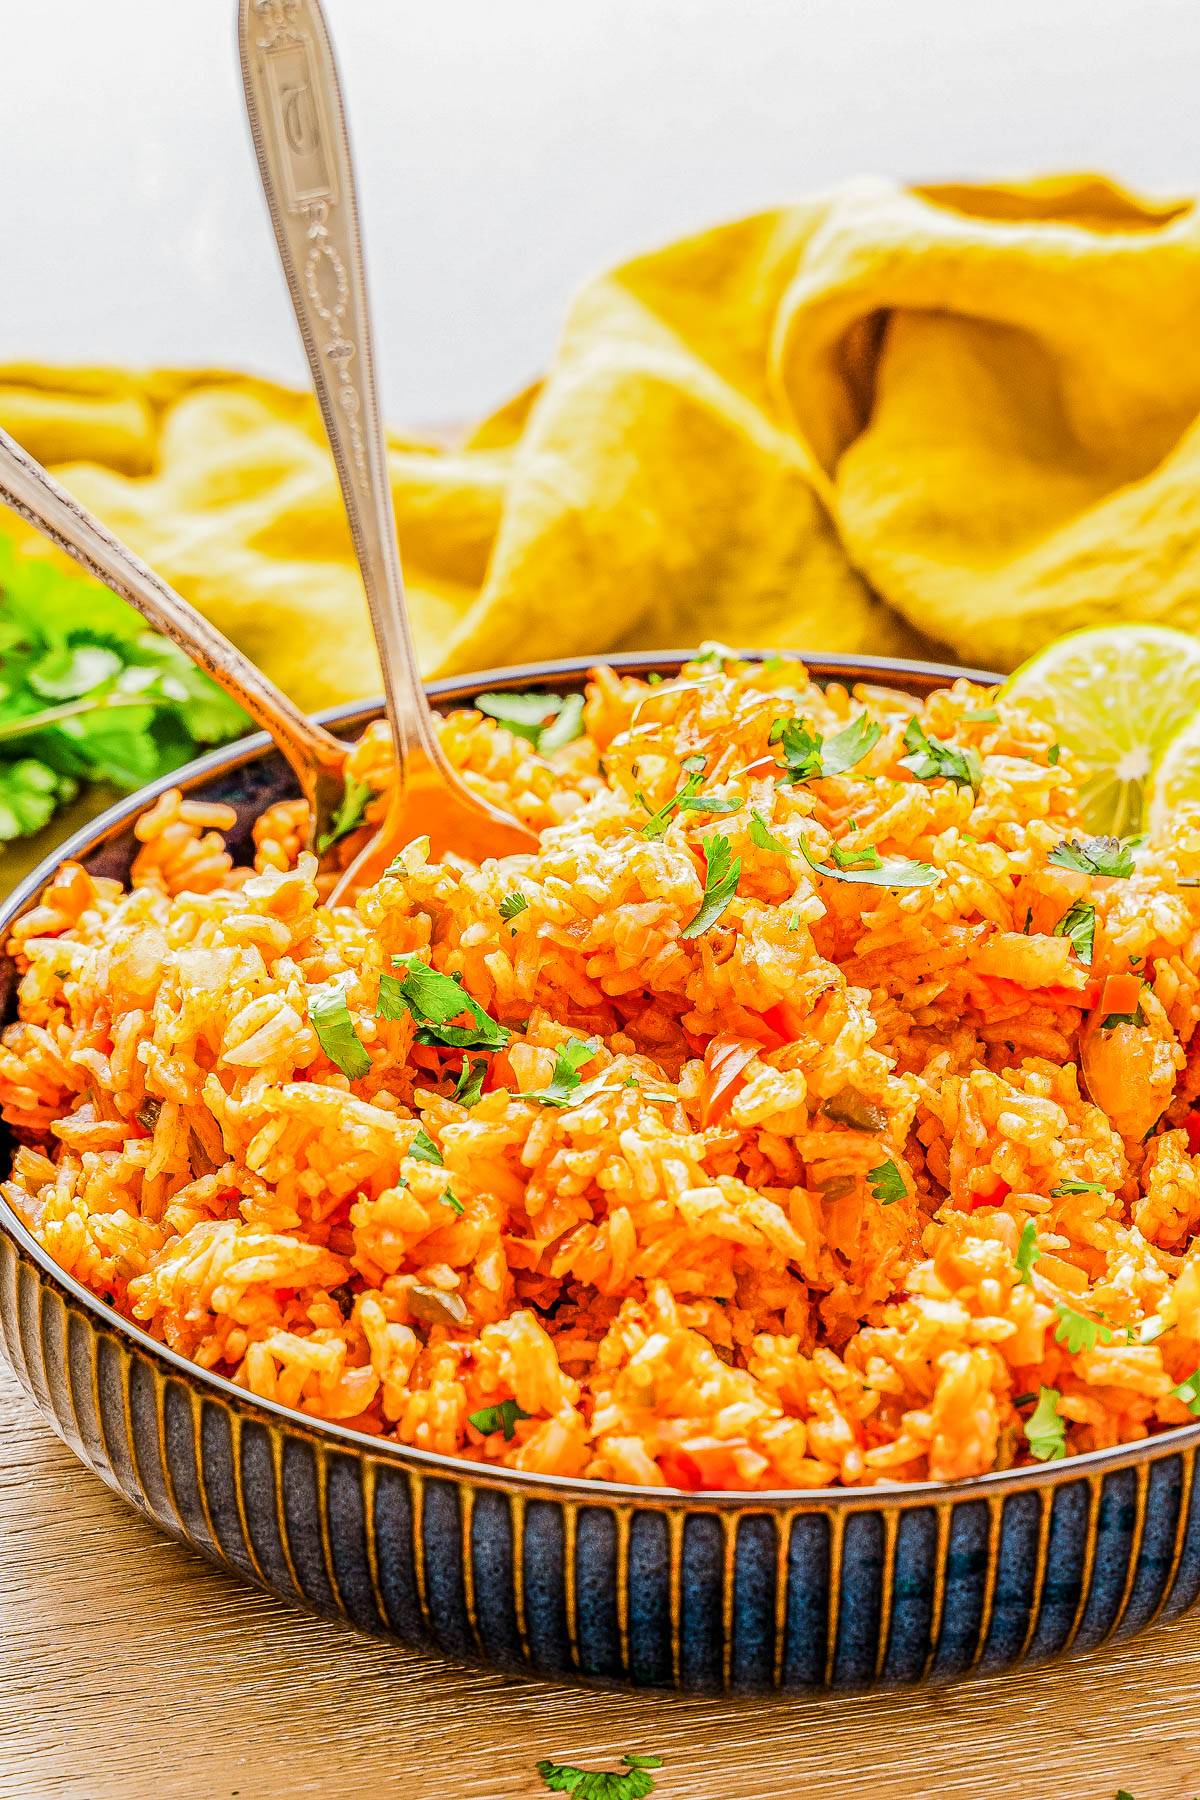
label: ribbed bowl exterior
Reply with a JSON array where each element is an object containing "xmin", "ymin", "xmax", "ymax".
[{"xmin": 3, "ymin": 652, "xmax": 1200, "ymax": 1694}]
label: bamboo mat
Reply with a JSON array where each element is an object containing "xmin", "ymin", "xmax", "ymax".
[{"xmin": 2, "ymin": 1356, "xmax": 1199, "ymax": 1800}]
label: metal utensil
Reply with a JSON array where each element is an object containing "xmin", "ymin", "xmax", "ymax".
[
  {"xmin": 238, "ymin": 0, "xmax": 538, "ymax": 899},
  {"xmin": 0, "ymin": 424, "xmax": 351, "ymax": 861}
]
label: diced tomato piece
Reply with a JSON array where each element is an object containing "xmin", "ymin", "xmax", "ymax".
[
  {"xmin": 760, "ymin": 1000, "xmax": 806, "ymax": 1044},
  {"xmin": 700, "ymin": 1034, "xmax": 762, "ymax": 1126},
  {"xmin": 979, "ymin": 974, "xmax": 1096, "ymax": 1010},
  {"xmin": 967, "ymin": 1171, "xmax": 1011, "ymax": 1210},
  {"xmin": 657, "ymin": 1448, "xmax": 702, "ymax": 1491},
  {"xmin": 1186, "ymin": 1111, "xmax": 1200, "ymax": 1156},
  {"xmin": 483, "ymin": 1050, "xmax": 517, "ymax": 1093},
  {"xmin": 1099, "ymin": 973, "xmax": 1143, "ymax": 1018}
]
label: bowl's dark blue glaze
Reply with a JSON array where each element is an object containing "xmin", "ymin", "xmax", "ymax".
[{"xmin": 3, "ymin": 650, "xmax": 1200, "ymax": 1695}]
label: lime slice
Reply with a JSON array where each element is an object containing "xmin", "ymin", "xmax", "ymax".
[
  {"xmin": 1146, "ymin": 709, "xmax": 1200, "ymax": 835},
  {"xmin": 1002, "ymin": 625, "xmax": 1200, "ymax": 835}
]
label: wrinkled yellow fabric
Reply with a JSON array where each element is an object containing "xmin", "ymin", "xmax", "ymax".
[{"xmin": 5, "ymin": 172, "xmax": 1200, "ymax": 712}]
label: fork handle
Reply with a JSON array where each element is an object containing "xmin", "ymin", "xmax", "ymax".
[
  {"xmin": 238, "ymin": 0, "xmax": 445, "ymax": 787},
  {"xmin": 0, "ymin": 426, "xmax": 345, "ymax": 793}
]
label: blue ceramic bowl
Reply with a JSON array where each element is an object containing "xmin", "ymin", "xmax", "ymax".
[{"xmin": 3, "ymin": 651, "xmax": 1200, "ymax": 1695}]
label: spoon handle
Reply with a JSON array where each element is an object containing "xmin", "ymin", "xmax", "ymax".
[
  {"xmin": 0, "ymin": 426, "xmax": 346, "ymax": 790},
  {"xmin": 239, "ymin": 0, "xmax": 445, "ymax": 789}
]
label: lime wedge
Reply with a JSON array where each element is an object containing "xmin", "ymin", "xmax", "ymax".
[
  {"xmin": 1146, "ymin": 709, "xmax": 1200, "ymax": 835},
  {"xmin": 1002, "ymin": 625, "xmax": 1200, "ymax": 835}
]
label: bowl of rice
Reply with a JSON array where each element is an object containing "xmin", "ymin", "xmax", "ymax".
[{"xmin": 3, "ymin": 645, "xmax": 1200, "ymax": 1695}]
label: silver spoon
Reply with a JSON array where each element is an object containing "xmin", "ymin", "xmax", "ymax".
[
  {"xmin": 0, "ymin": 424, "xmax": 354, "ymax": 863},
  {"xmin": 238, "ymin": 0, "xmax": 538, "ymax": 900}
]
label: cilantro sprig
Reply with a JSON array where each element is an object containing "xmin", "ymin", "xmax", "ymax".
[
  {"xmin": 469, "ymin": 1398, "xmax": 532, "ymax": 1440},
  {"xmin": 637, "ymin": 756, "xmax": 742, "ymax": 839},
  {"xmin": 476, "ymin": 689, "xmax": 585, "ymax": 755},
  {"xmin": 1053, "ymin": 1301, "xmax": 1114, "ymax": 1355},
  {"xmin": 682, "ymin": 833, "xmax": 741, "ymax": 937},
  {"xmin": 453, "ymin": 1056, "xmax": 488, "ymax": 1108},
  {"xmin": 1014, "ymin": 1220, "xmax": 1041, "ymax": 1286},
  {"xmin": 1025, "ymin": 1386, "xmax": 1067, "ymax": 1461},
  {"xmin": 308, "ymin": 983, "xmax": 371, "ymax": 1081},
  {"xmin": 1047, "ymin": 834, "xmax": 1134, "ymax": 878},
  {"xmin": 899, "ymin": 718, "xmax": 982, "ymax": 792},
  {"xmin": 770, "ymin": 713, "xmax": 880, "ymax": 785},
  {"xmin": 748, "ymin": 809, "xmax": 788, "ymax": 854},
  {"xmin": 867, "ymin": 1158, "xmax": 907, "ymax": 1205},
  {"xmin": 377, "ymin": 956, "xmax": 509, "ymax": 1051},
  {"xmin": 1052, "ymin": 898, "xmax": 1096, "ymax": 965},
  {"xmin": 799, "ymin": 837, "xmax": 937, "ymax": 889},
  {"xmin": 535, "ymin": 1754, "xmax": 663, "ymax": 1799},
  {"xmin": 315, "ymin": 775, "xmax": 373, "ymax": 853},
  {"xmin": 523, "ymin": 1037, "xmax": 603, "ymax": 1108}
]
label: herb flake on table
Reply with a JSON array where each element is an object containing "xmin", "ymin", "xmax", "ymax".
[
  {"xmin": 682, "ymin": 833, "xmax": 741, "ymax": 936},
  {"xmin": 535, "ymin": 1753, "xmax": 663, "ymax": 1799},
  {"xmin": 308, "ymin": 984, "xmax": 371, "ymax": 1081}
]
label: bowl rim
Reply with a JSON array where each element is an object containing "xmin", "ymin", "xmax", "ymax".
[{"xmin": 4, "ymin": 646, "xmax": 1198, "ymax": 1511}]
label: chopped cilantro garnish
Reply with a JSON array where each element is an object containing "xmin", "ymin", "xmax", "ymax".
[
  {"xmin": 1014, "ymin": 1219, "xmax": 1041, "ymax": 1286},
  {"xmin": 1171, "ymin": 1368, "xmax": 1200, "ymax": 1415},
  {"xmin": 1053, "ymin": 1301, "xmax": 1114, "ymax": 1355},
  {"xmin": 749, "ymin": 809, "xmax": 788, "ymax": 854},
  {"xmin": 1025, "ymin": 1386, "xmax": 1066, "ymax": 1461},
  {"xmin": 440, "ymin": 1189, "xmax": 465, "ymax": 1216},
  {"xmin": 1052, "ymin": 898, "xmax": 1095, "ymax": 965},
  {"xmin": 1047, "ymin": 743, "xmax": 1060, "ymax": 766},
  {"xmin": 535, "ymin": 1754, "xmax": 663, "ymax": 1799},
  {"xmin": 523, "ymin": 1037, "xmax": 603, "ymax": 1108},
  {"xmin": 453, "ymin": 1056, "xmax": 488, "ymax": 1108},
  {"xmin": 316, "ymin": 774, "xmax": 373, "ymax": 853},
  {"xmin": 961, "ymin": 706, "xmax": 999, "ymax": 723},
  {"xmin": 476, "ymin": 689, "xmax": 585, "ymax": 755},
  {"xmin": 798, "ymin": 836, "xmax": 938, "ymax": 889},
  {"xmin": 499, "ymin": 890, "xmax": 529, "ymax": 924},
  {"xmin": 308, "ymin": 983, "xmax": 371, "ymax": 1081},
  {"xmin": 639, "ymin": 759, "xmax": 741, "ymax": 837},
  {"xmin": 770, "ymin": 713, "xmax": 880, "ymax": 785},
  {"xmin": 408, "ymin": 1125, "xmax": 444, "ymax": 1166},
  {"xmin": 681, "ymin": 834, "xmax": 741, "ymax": 937},
  {"xmin": 867, "ymin": 1158, "xmax": 906, "ymax": 1205},
  {"xmin": 1050, "ymin": 1178, "xmax": 1106, "ymax": 1196},
  {"xmin": 377, "ymin": 956, "xmax": 508, "ymax": 1051},
  {"xmin": 1046, "ymin": 834, "xmax": 1134, "ymax": 878},
  {"xmin": 1100, "ymin": 1005, "xmax": 1146, "ymax": 1030},
  {"xmin": 899, "ymin": 718, "xmax": 982, "ymax": 792},
  {"xmin": 469, "ymin": 1398, "xmax": 532, "ymax": 1440},
  {"xmin": 830, "ymin": 841, "xmax": 882, "ymax": 870}
]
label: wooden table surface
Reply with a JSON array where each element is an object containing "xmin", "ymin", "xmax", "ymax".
[{"xmin": 1, "ymin": 1352, "xmax": 1199, "ymax": 1800}]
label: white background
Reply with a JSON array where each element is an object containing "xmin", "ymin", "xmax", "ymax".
[{"xmin": 3, "ymin": 0, "xmax": 1199, "ymax": 424}]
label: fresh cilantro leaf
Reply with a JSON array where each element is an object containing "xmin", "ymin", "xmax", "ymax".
[
  {"xmin": 899, "ymin": 718, "xmax": 982, "ymax": 792},
  {"xmin": 770, "ymin": 713, "xmax": 879, "ymax": 785},
  {"xmin": 1014, "ymin": 1220, "xmax": 1041, "ymax": 1286},
  {"xmin": 308, "ymin": 984, "xmax": 371, "ymax": 1081},
  {"xmin": 377, "ymin": 956, "xmax": 509, "ymax": 1051},
  {"xmin": 1025, "ymin": 1386, "xmax": 1067, "ymax": 1461},
  {"xmin": 1172, "ymin": 1368, "xmax": 1200, "ymax": 1416},
  {"xmin": 748, "ymin": 809, "xmax": 788, "ymax": 854},
  {"xmin": 499, "ymin": 890, "xmax": 529, "ymax": 923},
  {"xmin": 1053, "ymin": 1302, "xmax": 1114, "ymax": 1355},
  {"xmin": 1046, "ymin": 834, "xmax": 1134, "ymax": 878},
  {"xmin": 28, "ymin": 641, "xmax": 122, "ymax": 699},
  {"xmin": 961, "ymin": 706, "xmax": 999, "ymax": 723},
  {"xmin": 523, "ymin": 1036, "xmax": 602, "ymax": 1107},
  {"xmin": 799, "ymin": 837, "xmax": 938, "ymax": 889},
  {"xmin": 638, "ymin": 765, "xmax": 704, "ymax": 838},
  {"xmin": 535, "ymin": 1754, "xmax": 662, "ymax": 1799},
  {"xmin": 0, "ymin": 757, "xmax": 77, "ymax": 842},
  {"xmin": 316, "ymin": 775, "xmax": 373, "ymax": 853},
  {"xmin": 676, "ymin": 790, "xmax": 743, "ymax": 816},
  {"xmin": 408, "ymin": 1125, "xmax": 444, "ymax": 1166},
  {"xmin": 1050, "ymin": 1178, "xmax": 1106, "ymax": 1196},
  {"xmin": 469, "ymin": 1398, "xmax": 532, "ymax": 1440},
  {"xmin": 867, "ymin": 1158, "xmax": 906, "ymax": 1204},
  {"xmin": 1100, "ymin": 1006, "xmax": 1146, "ymax": 1030},
  {"xmin": 537, "ymin": 690, "xmax": 586, "ymax": 754},
  {"xmin": 475, "ymin": 689, "xmax": 585, "ymax": 755},
  {"xmin": 830, "ymin": 841, "xmax": 882, "ymax": 870},
  {"xmin": 1052, "ymin": 898, "xmax": 1095, "ymax": 965},
  {"xmin": 440, "ymin": 1189, "xmax": 465, "ymax": 1216},
  {"xmin": 682, "ymin": 833, "xmax": 741, "ymax": 937},
  {"xmin": 1047, "ymin": 743, "xmax": 1061, "ymax": 766},
  {"xmin": 453, "ymin": 1055, "xmax": 488, "ymax": 1108}
]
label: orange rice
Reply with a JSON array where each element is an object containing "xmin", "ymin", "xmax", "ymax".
[{"xmin": 6, "ymin": 648, "xmax": 1200, "ymax": 1491}]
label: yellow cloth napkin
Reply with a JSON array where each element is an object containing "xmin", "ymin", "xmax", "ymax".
[{"xmin": 4, "ymin": 172, "xmax": 1200, "ymax": 711}]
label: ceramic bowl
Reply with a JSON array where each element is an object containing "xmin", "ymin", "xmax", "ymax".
[{"xmin": 3, "ymin": 651, "xmax": 1200, "ymax": 1696}]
